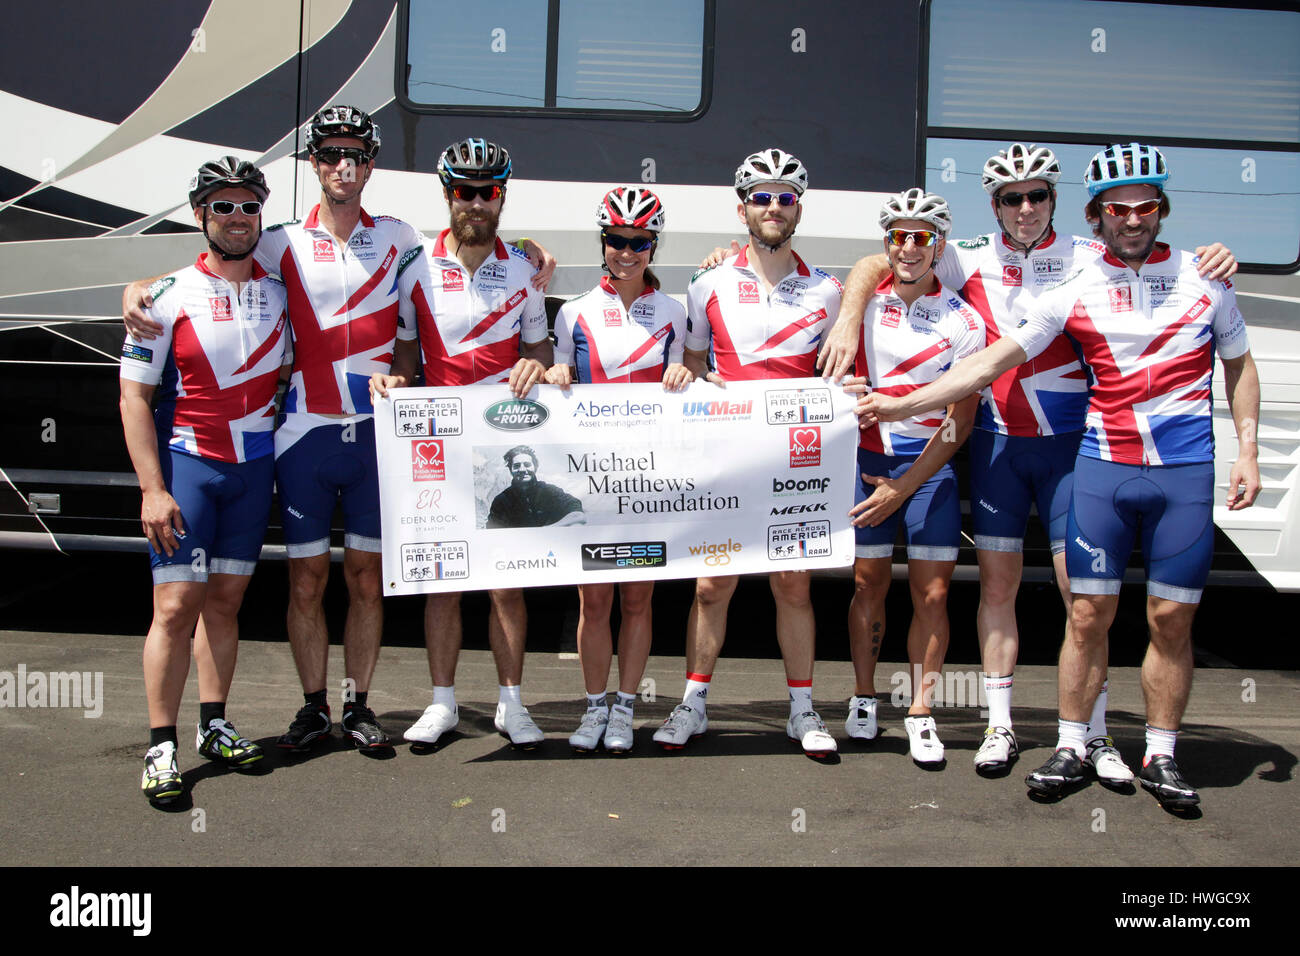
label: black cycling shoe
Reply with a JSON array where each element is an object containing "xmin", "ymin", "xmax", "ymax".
[
  {"xmin": 1025, "ymin": 748, "xmax": 1086, "ymax": 794},
  {"xmin": 342, "ymin": 704, "xmax": 392, "ymax": 749},
  {"xmin": 277, "ymin": 703, "xmax": 332, "ymax": 752},
  {"xmin": 1139, "ymin": 755, "xmax": 1200, "ymax": 809}
]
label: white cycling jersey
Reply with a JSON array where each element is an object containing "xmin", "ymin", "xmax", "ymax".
[
  {"xmin": 857, "ymin": 276, "xmax": 986, "ymax": 455},
  {"xmin": 396, "ymin": 229, "xmax": 547, "ymax": 386},
  {"xmin": 685, "ymin": 247, "xmax": 841, "ymax": 380},
  {"xmin": 256, "ymin": 205, "xmax": 422, "ymax": 423},
  {"xmin": 120, "ymin": 256, "xmax": 288, "ymax": 463},
  {"xmin": 1010, "ymin": 243, "xmax": 1249, "ymax": 466},
  {"xmin": 936, "ymin": 229, "xmax": 1099, "ymax": 437},
  {"xmin": 553, "ymin": 277, "xmax": 686, "ymax": 383}
]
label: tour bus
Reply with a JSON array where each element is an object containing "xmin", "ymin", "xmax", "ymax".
[{"xmin": 1, "ymin": 0, "xmax": 1296, "ymax": 591}]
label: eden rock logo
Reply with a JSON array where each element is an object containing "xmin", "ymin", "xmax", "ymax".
[
  {"xmin": 411, "ymin": 440, "xmax": 445, "ymax": 481},
  {"xmin": 788, "ymin": 427, "xmax": 821, "ymax": 468}
]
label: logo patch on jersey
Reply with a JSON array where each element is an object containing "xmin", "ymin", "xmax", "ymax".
[
  {"xmin": 957, "ymin": 236, "xmax": 989, "ymax": 249},
  {"xmin": 121, "ymin": 343, "xmax": 153, "ymax": 363},
  {"xmin": 775, "ymin": 278, "xmax": 806, "ymax": 302},
  {"xmin": 1033, "ymin": 258, "xmax": 1063, "ymax": 276},
  {"xmin": 738, "ymin": 280, "xmax": 760, "ymax": 304},
  {"xmin": 882, "ymin": 305, "xmax": 902, "ymax": 328},
  {"xmin": 442, "ymin": 269, "xmax": 465, "ymax": 292},
  {"xmin": 1002, "ymin": 265, "xmax": 1022, "ymax": 287},
  {"xmin": 478, "ymin": 262, "xmax": 507, "ymax": 283},
  {"xmin": 788, "ymin": 427, "xmax": 821, "ymax": 468},
  {"xmin": 412, "ymin": 440, "xmax": 445, "ymax": 481},
  {"xmin": 147, "ymin": 276, "xmax": 177, "ymax": 302},
  {"xmin": 914, "ymin": 306, "xmax": 939, "ymax": 324},
  {"xmin": 349, "ymin": 232, "xmax": 373, "ymax": 249},
  {"xmin": 1107, "ymin": 283, "xmax": 1133, "ymax": 313},
  {"xmin": 312, "ymin": 237, "xmax": 335, "ymax": 261},
  {"xmin": 603, "ymin": 307, "xmax": 622, "ymax": 327},
  {"xmin": 1144, "ymin": 274, "xmax": 1178, "ymax": 294},
  {"xmin": 629, "ymin": 300, "xmax": 655, "ymax": 325},
  {"xmin": 209, "ymin": 297, "xmax": 233, "ymax": 321}
]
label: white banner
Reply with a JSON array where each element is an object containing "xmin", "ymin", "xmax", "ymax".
[{"xmin": 375, "ymin": 379, "xmax": 857, "ymax": 594}]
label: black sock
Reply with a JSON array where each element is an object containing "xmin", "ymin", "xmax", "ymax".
[
  {"xmin": 345, "ymin": 691, "xmax": 368, "ymax": 711},
  {"xmin": 199, "ymin": 701, "xmax": 225, "ymax": 727},
  {"xmin": 149, "ymin": 726, "xmax": 178, "ymax": 748},
  {"xmin": 304, "ymin": 689, "xmax": 327, "ymax": 708}
]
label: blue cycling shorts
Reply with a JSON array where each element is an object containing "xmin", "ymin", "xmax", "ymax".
[
  {"xmin": 854, "ymin": 448, "xmax": 961, "ymax": 562},
  {"xmin": 274, "ymin": 416, "xmax": 381, "ymax": 557},
  {"xmin": 970, "ymin": 429, "xmax": 1080, "ymax": 555}
]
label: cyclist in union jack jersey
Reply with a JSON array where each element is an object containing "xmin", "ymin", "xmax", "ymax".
[
  {"xmin": 654, "ymin": 148, "xmax": 842, "ymax": 758},
  {"xmin": 859, "ymin": 144, "xmax": 1261, "ymax": 809}
]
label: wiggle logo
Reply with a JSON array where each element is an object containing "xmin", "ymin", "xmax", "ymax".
[
  {"xmin": 738, "ymin": 280, "xmax": 760, "ymax": 304},
  {"xmin": 1002, "ymin": 265, "xmax": 1022, "ymax": 287},
  {"xmin": 789, "ymin": 427, "xmax": 821, "ymax": 468},
  {"xmin": 442, "ymin": 269, "xmax": 464, "ymax": 292},
  {"xmin": 312, "ymin": 237, "xmax": 335, "ymax": 262},
  {"xmin": 411, "ymin": 439, "xmax": 445, "ymax": 481}
]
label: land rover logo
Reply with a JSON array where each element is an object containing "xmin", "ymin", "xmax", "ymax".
[{"xmin": 484, "ymin": 399, "xmax": 549, "ymax": 431}]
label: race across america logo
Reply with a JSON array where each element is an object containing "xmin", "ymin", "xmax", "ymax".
[
  {"xmin": 411, "ymin": 440, "xmax": 445, "ymax": 481},
  {"xmin": 788, "ymin": 427, "xmax": 821, "ymax": 468}
]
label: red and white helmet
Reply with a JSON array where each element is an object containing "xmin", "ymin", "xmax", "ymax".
[
  {"xmin": 982, "ymin": 143, "xmax": 1062, "ymax": 195},
  {"xmin": 597, "ymin": 186, "xmax": 665, "ymax": 232}
]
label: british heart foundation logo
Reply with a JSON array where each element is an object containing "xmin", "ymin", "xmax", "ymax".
[
  {"xmin": 789, "ymin": 427, "xmax": 821, "ymax": 468},
  {"xmin": 412, "ymin": 440, "xmax": 445, "ymax": 481}
]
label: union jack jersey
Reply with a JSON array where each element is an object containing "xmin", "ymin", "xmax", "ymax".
[
  {"xmin": 553, "ymin": 278, "xmax": 686, "ymax": 383},
  {"xmin": 256, "ymin": 205, "xmax": 422, "ymax": 418},
  {"xmin": 857, "ymin": 277, "xmax": 986, "ymax": 455},
  {"xmin": 685, "ymin": 247, "xmax": 841, "ymax": 380},
  {"xmin": 937, "ymin": 230, "xmax": 1100, "ymax": 437},
  {"xmin": 1010, "ymin": 244, "xmax": 1249, "ymax": 466},
  {"xmin": 120, "ymin": 256, "xmax": 288, "ymax": 463},
  {"xmin": 397, "ymin": 230, "xmax": 548, "ymax": 386}
]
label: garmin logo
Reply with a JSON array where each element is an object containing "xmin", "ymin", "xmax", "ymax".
[{"xmin": 484, "ymin": 399, "xmax": 548, "ymax": 431}]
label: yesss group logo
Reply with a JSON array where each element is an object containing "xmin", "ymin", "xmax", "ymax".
[
  {"xmin": 484, "ymin": 399, "xmax": 548, "ymax": 431},
  {"xmin": 411, "ymin": 440, "xmax": 445, "ymax": 481},
  {"xmin": 789, "ymin": 427, "xmax": 821, "ymax": 468},
  {"xmin": 581, "ymin": 541, "xmax": 667, "ymax": 570}
]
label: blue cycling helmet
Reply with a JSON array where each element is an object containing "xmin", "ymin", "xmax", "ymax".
[
  {"xmin": 437, "ymin": 138, "xmax": 512, "ymax": 186},
  {"xmin": 1084, "ymin": 143, "xmax": 1169, "ymax": 197}
]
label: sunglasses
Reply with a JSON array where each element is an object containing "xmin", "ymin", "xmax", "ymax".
[
  {"xmin": 747, "ymin": 191, "xmax": 799, "ymax": 207},
  {"xmin": 885, "ymin": 229, "xmax": 938, "ymax": 247},
  {"xmin": 313, "ymin": 147, "xmax": 372, "ymax": 166},
  {"xmin": 205, "ymin": 200, "xmax": 263, "ymax": 216},
  {"xmin": 602, "ymin": 232, "xmax": 655, "ymax": 252},
  {"xmin": 449, "ymin": 183, "xmax": 504, "ymax": 202},
  {"xmin": 998, "ymin": 188, "xmax": 1052, "ymax": 207},
  {"xmin": 1101, "ymin": 198, "xmax": 1162, "ymax": 218}
]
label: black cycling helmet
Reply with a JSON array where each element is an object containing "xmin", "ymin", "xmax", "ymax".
[
  {"xmin": 306, "ymin": 105, "xmax": 381, "ymax": 159},
  {"xmin": 188, "ymin": 156, "xmax": 269, "ymax": 208},
  {"xmin": 437, "ymin": 138, "xmax": 512, "ymax": 186}
]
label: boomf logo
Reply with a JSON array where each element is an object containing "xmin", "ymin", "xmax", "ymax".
[
  {"xmin": 411, "ymin": 440, "xmax": 445, "ymax": 481},
  {"xmin": 737, "ymin": 280, "xmax": 760, "ymax": 304},
  {"xmin": 789, "ymin": 427, "xmax": 821, "ymax": 468},
  {"xmin": 1002, "ymin": 264, "xmax": 1022, "ymax": 287},
  {"xmin": 442, "ymin": 268, "xmax": 464, "ymax": 292}
]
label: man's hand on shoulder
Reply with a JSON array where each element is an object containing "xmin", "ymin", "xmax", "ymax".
[
  {"xmin": 517, "ymin": 238, "xmax": 557, "ymax": 291},
  {"xmin": 123, "ymin": 278, "xmax": 165, "ymax": 341}
]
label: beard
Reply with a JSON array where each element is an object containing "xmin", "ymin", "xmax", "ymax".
[
  {"xmin": 746, "ymin": 210, "xmax": 797, "ymax": 252},
  {"xmin": 1101, "ymin": 216, "xmax": 1160, "ymax": 263},
  {"xmin": 451, "ymin": 206, "xmax": 500, "ymax": 245}
]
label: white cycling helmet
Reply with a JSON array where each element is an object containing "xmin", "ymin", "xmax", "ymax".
[
  {"xmin": 597, "ymin": 186, "xmax": 665, "ymax": 232},
  {"xmin": 879, "ymin": 188, "xmax": 952, "ymax": 235},
  {"xmin": 1084, "ymin": 142, "xmax": 1169, "ymax": 196},
  {"xmin": 982, "ymin": 143, "xmax": 1062, "ymax": 194},
  {"xmin": 734, "ymin": 148, "xmax": 808, "ymax": 199}
]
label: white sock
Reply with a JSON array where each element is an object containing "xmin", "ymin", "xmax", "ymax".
[
  {"xmin": 788, "ymin": 680, "xmax": 813, "ymax": 718},
  {"xmin": 1144, "ymin": 724, "xmax": 1178, "ymax": 763},
  {"xmin": 433, "ymin": 685, "xmax": 455, "ymax": 708},
  {"xmin": 1055, "ymin": 718, "xmax": 1089, "ymax": 758},
  {"xmin": 498, "ymin": 684, "xmax": 522, "ymax": 706},
  {"xmin": 683, "ymin": 673, "xmax": 710, "ymax": 712},
  {"xmin": 984, "ymin": 673, "xmax": 1014, "ymax": 730},
  {"xmin": 614, "ymin": 691, "xmax": 636, "ymax": 712},
  {"xmin": 1086, "ymin": 680, "xmax": 1109, "ymax": 739},
  {"xmin": 585, "ymin": 691, "xmax": 608, "ymax": 711}
]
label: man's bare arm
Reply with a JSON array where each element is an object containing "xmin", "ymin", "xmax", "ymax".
[
  {"xmin": 818, "ymin": 253, "xmax": 889, "ymax": 379},
  {"xmin": 860, "ymin": 336, "xmax": 1026, "ymax": 424},
  {"xmin": 1222, "ymin": 351, "xmax": 1261, "ymax": 510}
]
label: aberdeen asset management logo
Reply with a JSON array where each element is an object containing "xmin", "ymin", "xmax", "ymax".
[
  {"xmin": 581, "ymin": 541, "xmax": 667, "ymax": 570},
  {"xmin": 789, "ymin": 427, "xmax": 821, "ymax": 468},
  {"xmin": 411, "ymin": 440, "xmax": 445, "ymax": 481}
]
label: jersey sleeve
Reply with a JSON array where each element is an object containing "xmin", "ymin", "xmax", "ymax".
[
  {"xmin": 119, "ymin": 281, "xmax": 176, "ymax": 386},
  {"xmin": 1007, "ymin": 283, "xmax": 1070, "ymax": 361},
  {"xmin": 946, "ymin": 294, "xmax": 987, "ymax": 360},
  {"xmin": 1211, "ymin": 279, "xmax": 1250, "ymax": 361},
  {"xmin": 552, "ymin": 300, "xmax": 577, "ymax": 366},
  {"xmin": 665, "ymin": 296, "xmax": 687, "ymax": 364},
  {"xmin": 684, "ymin": 269, "xmax": 714, "ymax": 352},
  {"xmin": 395, "ymin": 246, "xmax": 427, "ymax": 342},
  {"xmin": 253, "ymin": 225, "xmax": 289, "ymax": 273},
  {"xmin": 520, "ymin": 281, "xmax": 548, "ymax": 345},
  {"xmin": 934, "ymin": 242, "xmax": 974, "ymax": 291}
]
